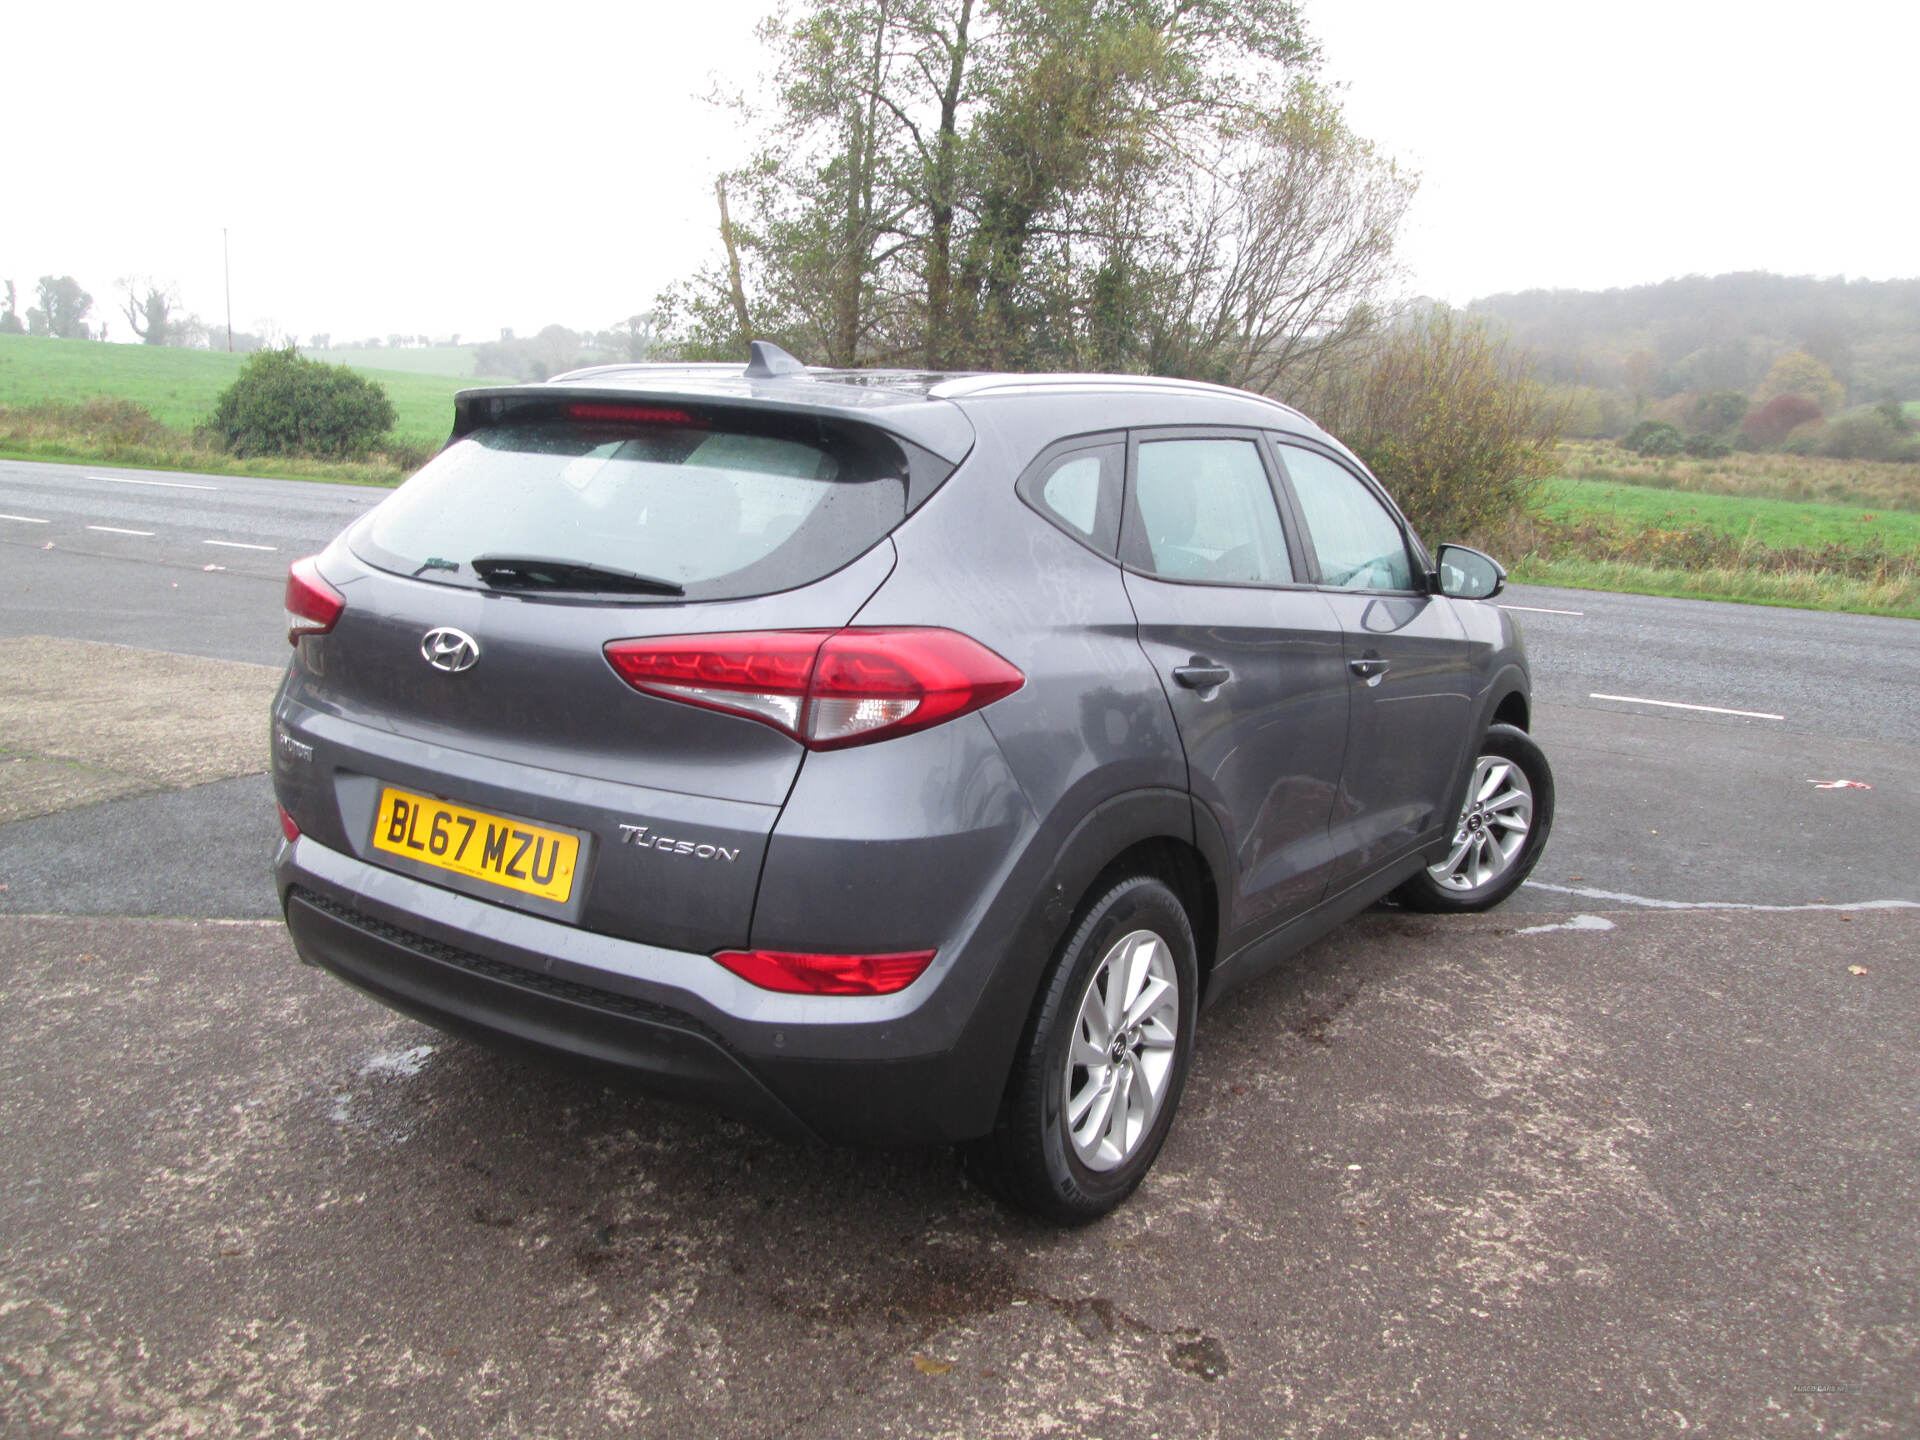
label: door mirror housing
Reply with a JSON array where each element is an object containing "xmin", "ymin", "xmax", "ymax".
[{"xmin": 1432, "ymin": 544, "xmax": 1506, "ymax": 600}]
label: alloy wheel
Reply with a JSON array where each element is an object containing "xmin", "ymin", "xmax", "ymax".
[
  {"xmin": 1428, "ymin": 754, "xmax": 1534, "ymax": 893},
  {"xmin": 1062, "ymin": 928, "xmax": 1181, "ymax": 1171}
]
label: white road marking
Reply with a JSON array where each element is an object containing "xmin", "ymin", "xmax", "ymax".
[
  {"xmin": 0, "ymin": 513, "xmax": 51, "ymax": 524},
  {"xmin": 1518, "ymin": 913, "xmax": 1616, "ymax": 935},
  {"xmin": 203, "ymin": 539, "xmax": 278, "ymax": 551},
  {"xmin": 1499, "ymin": 603, "xmax": 1585, "ymax": 616},
  {"xmin": 1524, "ymin": 882, "xmax": 1919, "ymax": 912},
  {"xmin": 94, "ymin": 475, "xmax": 219, "ymax": 491},
  {"xmin": 1589, "ymin": 692, "xmax": 1784, "ymax": 721},
  {"xmin": 86, "ymin": 525, "xmax": 156, "ymax": 537}
]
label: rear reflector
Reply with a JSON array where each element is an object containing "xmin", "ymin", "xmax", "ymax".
[
  {"xmin": 277, "ymin": 804, "xmax": 301, "ymax": 842},
  {"xmin": 286, "ymin": 556, "xmax": 345, "ymax": 645},
  {"xmin": 604, "ymin": 628, "xmax": 1022, "ymax": 750},
  {"xmin": 712, "ymin": 947, "xmax": 936, "ymax": 996},
  {"xmin": 565, "ymin": 402, "xmax": 704, "ymax": 427}
]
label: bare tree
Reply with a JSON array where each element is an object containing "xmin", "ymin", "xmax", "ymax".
[
  {"xmin": 118, "ymin": 277, "xmax": 182, "ymax": 345},
  {"xmin": 1145, "ymin": 82, "xmax": 1415, "ymax": 395}
]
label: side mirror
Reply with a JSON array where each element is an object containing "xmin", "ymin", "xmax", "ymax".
[{"xmin": 1433, "ymin": 543, "xmax": 1506, "ymax": 600}]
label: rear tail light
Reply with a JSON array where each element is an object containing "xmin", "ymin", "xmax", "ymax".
[
  {"xmin": 604, "ymin": 628, "xmax": 1023, "ymax": 749},
  {"xmin": 712, "ymin": 947, "xmax": 936, "ymax": 996},
  {"xmin": 286, "ymin": 556, "xmax": 345, "ymax": 644},
  {"xmin": 277, "ymin": 804, "xmax": 301, "ymax": 842}
]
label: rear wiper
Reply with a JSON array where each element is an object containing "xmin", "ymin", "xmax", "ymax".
[{"xmin": 470, "ymin": 555, "xmax": 685, "ymax": 596}]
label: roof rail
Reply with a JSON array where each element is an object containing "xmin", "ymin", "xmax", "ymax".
[{"xmin": 929, "ymin": 371, "xmax": 1312, "ymax": 424}]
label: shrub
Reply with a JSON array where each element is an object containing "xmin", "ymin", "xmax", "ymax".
[
  {"xmin": 1809, "ymin": 408, "xmax": 1920, "ymax": 463},
  {"xmin": 1683, "ymin": 432, "xmax": 1732, "ymax": 458},
  {"xmin": 1742, "ymin": 393, "xmax": 1823, "ymax": 448},
  {"xmin": 1690, "ymin": 390, "xmax": 1750, "ymax": 433},
  {"xmin": 1304, "ymin": 306, "xmax": 1562, "ymax": 546},
  {"xmin": 1621, "ymin": 420, "xmax": 1684, "ymax": 456},
  {"xmin": 205, "ymin": 347, "xmax": 396, "ymax": 458}
]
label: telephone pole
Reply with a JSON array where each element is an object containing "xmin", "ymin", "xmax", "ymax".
[{"xmin": 223, "ymin": 228, "xmax": 233, "ymax": 352}]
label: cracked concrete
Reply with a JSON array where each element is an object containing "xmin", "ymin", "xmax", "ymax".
[
  {"xmin": 1, "ymin": 906, "xmax": 1913, "ymax": 1437},
  {"xmin": 0, "ymin": 635, "xmax": 282, "ymax": 824}
]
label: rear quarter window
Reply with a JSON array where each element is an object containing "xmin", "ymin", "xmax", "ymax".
[
  {"xmin": 352, "ymin": 410, "xmax": 914, "ymax": 600},
  {"xmin": 1015, "ymin": 438, "xmax": 1124, "ymax": 557}
]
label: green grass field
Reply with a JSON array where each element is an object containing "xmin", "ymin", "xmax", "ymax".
[
  {"xmin": 1516, "ymin": 468, "xmax": 1920, "ymax": 618},
  {"xmin": 1540, "ymin": 476, "xmax": 1920, "ymax": 554},
  {"xmin": 0, "ymin": 334, "xmax": 498, "ymax": 449}
]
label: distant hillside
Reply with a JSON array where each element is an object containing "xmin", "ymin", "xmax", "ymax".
[
  {"xmin": 309, "ymin": 345, "xmax": 482, "ymax": 379},
  {"xmin": 1469, "ymin": 273, "xmax": 1920, "ymax": 406}
]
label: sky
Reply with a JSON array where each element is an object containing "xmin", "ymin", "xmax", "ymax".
[{"xmin": 5, "ymin": 0, "xmax": 1915, "ymax": 346}]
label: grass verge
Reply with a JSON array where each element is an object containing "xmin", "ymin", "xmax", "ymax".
[
  {"xmin": 0, "ymin": 400, "xmax": 412, "ymax": 486},
  {"xmin": 1510, "ymin": 554, "xmax": 1920, "ymax": 620}
]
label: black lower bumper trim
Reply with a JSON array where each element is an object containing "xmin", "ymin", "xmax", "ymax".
[{"xmin": 283, "ymin": 886, "xmax": 818, "ymax": 1144}]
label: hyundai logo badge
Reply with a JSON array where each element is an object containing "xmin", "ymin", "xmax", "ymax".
[{"xmin": 421, "ymin": 627, "xmax": 480, "ymax": 673}]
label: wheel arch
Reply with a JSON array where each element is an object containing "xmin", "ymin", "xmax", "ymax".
[
  {"xmin": 966, "ymin": 788, "xmax": 1225, "ymax": 1135},
  {"xmin": 1491, "ymin": 686, "xmax": 1530, "ymax": 731},
  {"xmin": 1439, "ymin": 664, "xmax": 1533, "ymax": 828}
]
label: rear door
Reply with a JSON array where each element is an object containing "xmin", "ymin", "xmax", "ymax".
[
  {"xmin": 277, "ymin": 402, "xmax": 931, "ymax": 953},
  {"xmin": 1118, "ymin": 430, "xmax": 1350, "ymax": 951},
  {"xmin": 1268, "ymin": 439, "xmax": 1473, "ymax": 885}
]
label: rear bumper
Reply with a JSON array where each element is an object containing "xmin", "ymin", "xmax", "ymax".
[
  {"xmin": 285, "ymin": 885, "xmax": 819, "ymax": 1142},
  {"xmin": 275, "ymin": 838, "xmax": 1018, "ymax": 1146}
]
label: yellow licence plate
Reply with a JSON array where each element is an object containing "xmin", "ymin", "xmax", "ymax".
[{"xmin": 371, "ymin": 786, "xmax": 581, "ymax": 904}]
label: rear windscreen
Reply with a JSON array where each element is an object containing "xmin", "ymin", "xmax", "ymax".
[{"xmin": 350, "ymin": 410, "xmax": 911, "ymax": 600}]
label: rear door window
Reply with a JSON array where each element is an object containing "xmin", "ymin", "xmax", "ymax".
[
  {"xmin": 352, "ymin": 409, "xmax": 913, "ymax": 600},
  {"xmin": 1122, "ymin": 437, "xmax": 1295, "ymax": 585}
]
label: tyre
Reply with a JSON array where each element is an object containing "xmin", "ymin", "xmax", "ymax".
[
  {"xmin": 1395, "ymin": 722, "xmax": 1554, "ymax": 913},
  {"xmin": 970, "ymin": 875, "xmax": 1199, "ymax": 1224}
]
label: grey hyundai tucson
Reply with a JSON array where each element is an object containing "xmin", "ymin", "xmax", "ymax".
[{"xmin": 272, "ymin": 341, "xmax": 1552, "ymax": 1223}]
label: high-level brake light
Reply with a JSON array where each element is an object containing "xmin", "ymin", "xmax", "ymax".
[
  {"xmin": 603, "ymin": 628, "xmax": 1023, "ymax": 750},
  {"xmin": 286, "ymin": 556, "xmax": 345, "ymax": 645},
  {"xmin": 565, "ymin": 402, "xmax": 704, "ymax": 427}
]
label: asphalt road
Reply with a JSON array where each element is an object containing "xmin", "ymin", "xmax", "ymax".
[
  {"xmin": 4, "ymin": 455, "xmax": 1916, "ymax": 918},
  {"xmin": 2, "ymin": 456, "xmax": 1917, "ymax": 1436},
  {"xmin": 0, "ymin": 455, "xmax": 378, "ymax": 664}
]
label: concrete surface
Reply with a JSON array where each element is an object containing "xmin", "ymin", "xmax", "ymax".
[
  {"xmin": 2, "ymin": 908, "xmax": 1915, "ymax": 1438},
  {"xmin": 0, "ymin": 636, "xmax": 282, "ymax": 824}
]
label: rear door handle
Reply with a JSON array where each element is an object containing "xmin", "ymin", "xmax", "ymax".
[
  {"xmin": 1172, "ymin": 664, "xmax": 1232, "ymax": 690},
  {"xmin": 1349, "ymin": 658, "xmax": 1391, "ymax": 680}
]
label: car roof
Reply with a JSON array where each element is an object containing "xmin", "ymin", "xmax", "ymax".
[{"xmin": 462, "ymin": 354, "xmax": 1326, "ymax": 464}]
